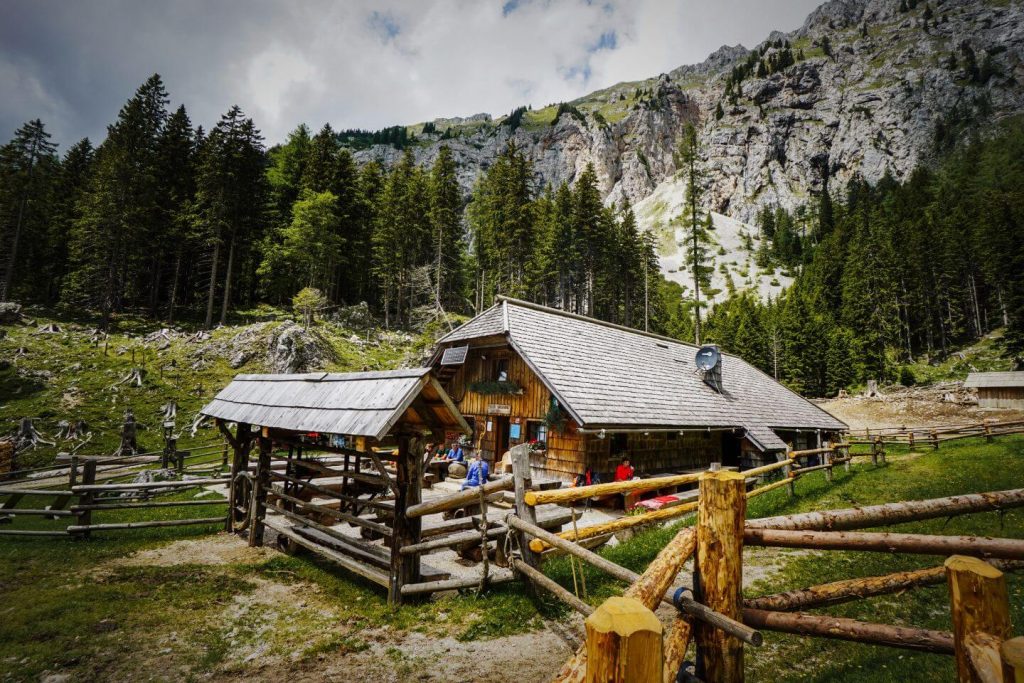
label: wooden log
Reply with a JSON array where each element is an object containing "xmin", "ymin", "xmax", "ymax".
[
  {"xmin": 740, "ymin": 459, "xmax": 791, "ymax": 479},
  {"xmin": 743, "ymin": 608, "xmax": 954, "ymax": 654},
  {"xmin": 512, "ymin": 445, "xmax": 540, "ymax": 567},
  {"xmin": 674, "ymin": 590, "xmax": 762, "ymax": 647},
  {"xmin": 400, "ymin": 572, "xmax": 515, "ymax": 596},
  {"xmin": 512, "ymin": 557, "xmax": 592, "ymax": 616},
  {"xmin": 404, "ymin": 477, "xmax": 514, "ymax": 519},
  {"xmin": 1002, "ymin": 637, "xmax": 1024, "ymax": 683},
  {"xmin": 585, "ymin": 596, "xmax": 662, "ymax": 683},
  {"xmin": 400, "ymin": 524, "xmax": 506, "ymax": 555},
  {"xmin": 744, "ymin": 528, "xmax": 1024, "ymax": 560},
  {"xmin": 0, "ymin": 529, "xmax": 71, "ymax": 537},
  {"xmin": 748, "ymin": 488, "xmax": 1024, "ymax": 532},
  {"xmin": 76, "ymin": 460, "xmax": 96, "ymax": 539},
  {"xmin": 0, "ymin": 508, "xmax": 75, "ymax": 517},
  {"xmin": 72, "ymin": 499, "xmax": 228, "ymax": 512},
  {"xmin": 0, "ymin": 487, "xmax": 76, "ymax": 496},
  {"xmin": 694, "ymin": 470, "xmax": 746, "ymax": 682},
  {"xmin": 66, "ymin": 517, "xmax": 224, "ymax": 532},
  {"xmin": 945, "ymin": 555, "xmax": 1013, "ymax": 682},
  {"xmin": 526, "ymin": 472, "xmax": 701, "ymax": 507},
  {"xmin": 269, "ymin": 470, "xmax": 395, "ymax": 514},
  {"xmin": 267, "ymin": 519, "xmax": 390, "ymax": 587},
  {"xmin": 269, "ymin": 490, "xmax": 392, "ymax": 537},
  {"xmin": 529, "ymin": 500, "xmax": 699, "ymax": 553},
  {"xmin": 745, "ymin": 478, "xmax": 792, "ymax": 500},
  {"xmin": 744, "ymin": 561, "xmax": 1024, "ymax": 612},
  {"xmin": 248, "ymin": 436, "xmax": 271, "ymax": 547},
  {"xmin": 388, "ymin": 434, "xmax": 421, "ymax": 607},
  {"xmin": 553, "ymin": 527, "xmax": 697, "ymax": 683},
  {"xmin": 71, "ymin": 477, "xmax": 229, "ymax": 493},
  {"xmin": 662, "ymin": 617, "xmax": 693, "ymax": 683}
]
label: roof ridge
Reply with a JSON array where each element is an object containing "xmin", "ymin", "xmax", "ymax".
[{"xmin": 495, "ymin": 296, "xmax": 704, "ymax": 351}]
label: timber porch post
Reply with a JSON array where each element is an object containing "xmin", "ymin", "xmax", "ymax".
[
  {"xmin": 389, "ymin": 431, "xmax": 422, "ymax": 607},
  {"xmin": 248, "ymin": 430, "xmax": 271, "ymax": 547}
]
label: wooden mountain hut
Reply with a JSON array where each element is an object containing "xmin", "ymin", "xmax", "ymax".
[
  {"xmin": 201, "ymin": 368, "xmax": 470, "ymax": 605},
  {"xmin": 964, "ymin": 371, "xmax": 1024, "ymax": 409},
  {"xmin": 430, "ymin": 298, "xmax": 847, "ymax": 483}
]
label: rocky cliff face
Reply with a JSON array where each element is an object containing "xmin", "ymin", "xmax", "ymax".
[{"xmin": 351, "ymin": 0, "xmax": 1024, "ymax": 225}]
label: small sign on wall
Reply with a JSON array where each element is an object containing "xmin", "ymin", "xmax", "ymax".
[
  {"xmin": 487, "ymin": 403, "xmax": 512, "ymax": 415},
  {"xmin": 510, "ymin": 423, "xmax": 521, "ymax": 440},
  {"xmin": 486, "ymin": 420, "xmax": 493, "ymax": 432}
]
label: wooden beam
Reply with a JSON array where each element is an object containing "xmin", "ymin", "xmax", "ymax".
[
  {"xmin": 400, "ymin": 572, "xmax": 515, "ymax": 595},
  {"xmin": 511, "ymin": 444, "xmax": 540, "ymax": 567},
  {"xmin": 743, "ymin": 608, "xmax": 954, "ymax": 654},
  {"xmin": 585, "ymin": 596, "xmax": 662, "ymax": 683},
  {"xmin": 388, "ymin": 434, "xmax": 421, "ymax": 607},
  {"xmin": 744, "ymin": 528, "xmax": 1024, "ymax": 560},
  {"xmin": 945, "ymin": 555, "xmax": 1013, "ymax": 682}
]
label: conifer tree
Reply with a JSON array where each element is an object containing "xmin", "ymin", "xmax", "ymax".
[
  {"xmin": 0, "ymin": 119, "xmax": 59, "ymax": 301},
  {"xmin": 674, "ymin": 124, "xmax": 712, "ymax": 343},
  {"xmin": 428, "ymin": 146, "xmax": 465, "ymax": 311}
]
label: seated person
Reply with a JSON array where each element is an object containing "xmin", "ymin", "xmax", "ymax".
[
  {"xmin": 574, "ymin": 466, "xmax": 600, "ymax": 488},
  {"xmin": 460, "ymin": 453, "xmax": 490, "ymax": 490},
  {"xmin": 614, "ymin": 457, "xmax": 635, "ymax": 482},
  {"xmin": 445, "ymin": 441, "xmax": 464, "ymax": 462}
]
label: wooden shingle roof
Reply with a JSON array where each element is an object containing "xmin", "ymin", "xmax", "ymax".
[
  {"xmin": 202, "ymin": 368, "xmax": 470, "ymax": 440},
  {"xmin": 438, "ymin": 298, "xmax": 846, "ymax": 442},
  {"xmin": 964, "ymin": 371, "xmax": 1024, "ymax": 389}
]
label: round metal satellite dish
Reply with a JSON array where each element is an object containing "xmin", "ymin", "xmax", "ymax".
[{"xmin": 695, "ymin": 346, "xmax": 721, "ymax": 372}]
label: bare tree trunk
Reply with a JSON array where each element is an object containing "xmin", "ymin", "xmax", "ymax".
[
  {"xmin": 219, "ymin": 234, "xmax": 235, "ymax": 326},
  {"xmin": 205, "ymin": 238, "xmax": 220, "ymax": 330},
  {"xmin": 167, "ymin": 250, "xmax": 182, "ymax": 324}
]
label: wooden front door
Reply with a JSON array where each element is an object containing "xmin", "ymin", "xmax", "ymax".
[{"xmin": 495, "ymin": 417, "xmax": 510, "ymax": 460}]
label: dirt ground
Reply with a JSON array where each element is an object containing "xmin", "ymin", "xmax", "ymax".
[{"xmin": 817, "ymin": 392, "xmax": 1024, "ymax": 431}]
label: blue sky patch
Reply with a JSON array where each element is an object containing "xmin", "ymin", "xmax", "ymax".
[{"xmin": 368, "ymin": 11, "xmax": 400, "ymax": 42}]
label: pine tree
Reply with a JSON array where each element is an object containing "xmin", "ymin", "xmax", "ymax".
[
  {"xmin": 195, "ymin": 105, "xmax": 268, "ymax": 327},
  {"xmin": 0, "ymin": 119, "xmax": 59, "ymax": 301},
  {"xmin": 428, "ymin": 146, "xmax": 465, "ymax": 312},
  {"xmin": 673, "ymin": 123, "xmax": 711, "ymax": 343},
  {"xmin": 46, "ymin": 138, "xmax": 94, "ymax": 303}
]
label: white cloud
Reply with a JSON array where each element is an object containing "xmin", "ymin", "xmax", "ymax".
[{"xmin": 0, "ymin": 0, "xmax": 824, "ymax": 145}]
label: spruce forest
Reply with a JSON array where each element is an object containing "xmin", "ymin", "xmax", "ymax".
[{"xmin": 2, "ymin": 73, "xmax": 1023, "ymax": 397}]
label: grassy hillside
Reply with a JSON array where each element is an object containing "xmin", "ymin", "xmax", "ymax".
[{"xmin": 1, "ymin": 307, "xmax": 441, "ymax": 468}]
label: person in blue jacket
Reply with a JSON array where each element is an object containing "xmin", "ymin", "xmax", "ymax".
[
  {"xmin": 445, "ymin": 441, "xmax": 464, "ymax": 462},
  {"xmin": 460, "ymin": 452, "xmax": 489, "ymax": 490}
]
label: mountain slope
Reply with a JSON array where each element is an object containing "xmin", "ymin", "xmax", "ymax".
[{"xmin": 350, "ymin": 0, "xmax": 1024, "ymax": 227}]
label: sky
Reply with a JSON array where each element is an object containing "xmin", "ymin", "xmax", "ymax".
[{"xmin": 1, "ymin": 0, "xmax": 824, "ymax": 149}]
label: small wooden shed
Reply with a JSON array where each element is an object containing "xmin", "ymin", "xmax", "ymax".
[
  {"xmin": 964, "ymin": 371, "xmax": 1024, "ymax": 409},
  {"xmin": 202, "ymin": 368, "xmax": 470, "ymax": 605}
]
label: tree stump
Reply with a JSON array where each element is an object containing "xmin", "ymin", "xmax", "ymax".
[{"xmin": 585, "ymin": 596, "xmax": 662, "ymax": 683}]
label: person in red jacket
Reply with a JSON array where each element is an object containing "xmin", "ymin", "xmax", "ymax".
[{"xmin": 614, "ymin": 457, "xmax": 635, "ymax": 482}]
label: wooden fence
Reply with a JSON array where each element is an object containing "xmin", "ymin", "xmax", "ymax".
[
  {"xmin": 0, "ymin": 440, "xmax": 228, "ymax": 538},
  {"xmin": 513, "ymin": 479, "xmax": 1024, "ymax": 682},
  {"xmin": 849, "ymin": 418, "xmax": 1024, "ymax": 449}
]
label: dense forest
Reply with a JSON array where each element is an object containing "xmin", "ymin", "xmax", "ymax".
[
  {"xmin": 0, "ymin": 74, "xmax": 670, "ymax": 335},
  {"xmin": 1, "ymin": 74, "xmax": 1022, "ymax": 395}
]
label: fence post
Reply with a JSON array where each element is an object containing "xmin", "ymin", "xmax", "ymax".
[
  {"xmin": 694, "ymin": 470, "xmax": 746, "ymax": 682},
  {"xmin": 388, "ymin": 432, "xmax": 422, "ymax": 607},
  {"xmin": 784, "ymin": 446, "xmax": 795, "ymax": 497},
  {"xmin": 69, "ymin": 455, "xmax": 79, "ymax": 488},
  {"xmin": 985, "ymin": 422, "xmax": 994, "ymax": 444},
  {"xmin": 824, "ymin": 442, "xmax": 833, "ymax": 483},
  {"xmin": 931, "ymin": 429, "xmax": 939, "ymax": 451},
  {"xmin": 1002, "ymin": 637, "xmax": 1024, "ymax": 682},
  {"xmin": 909, "ymin": 431, "xmax": 916, "ymax": 450},
  {"xmin": 585, "ymin": 596, "xmax": 662, "ymax": 683},
  {"xmin": 843, "ymin": 443, "xmax": 851, "ymax": 473},
  {"xmin": 511, "ymin": 444, "xmax": 539, "ymax": 567},
  {"xmin": 945, "ymin": 555, "xmax": 1013, "ymax": 683},
  {"xmin": 248, "ymin": 433, "xmax": 271, "ymax": 547},
  {"xmin": 76, "ymin": 460, "xmax": 97, "ymax": 540}
]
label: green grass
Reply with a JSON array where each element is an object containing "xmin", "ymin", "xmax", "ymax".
[
  {"xmin": 899, "ymin": 330, "xmax": 1014, "ymax": 385},
  {"xmin": 1, "ymin": 308, "xmax": 428, "ymax": 468},
  {"xmin": 543, "ymin": 435, "xmax": 1024, "ymax": 680}
]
